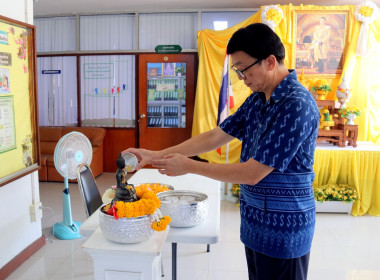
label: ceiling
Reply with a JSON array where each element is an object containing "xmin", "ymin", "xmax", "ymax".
[{"xmin": 34, "ymin": 0, "xmax": 380, "ymax": 17}]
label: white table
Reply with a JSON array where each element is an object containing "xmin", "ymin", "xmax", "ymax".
[
  {"xmin": 81, "ymin": 169, "xmax": 221, "ymax": 280},
  {"xmin": 82, "ymin": 227, "xmax": 168, "ymax": 280},
  {"xmin": 129, "ymin": 169, "xmax": 221, "ymax": 280}
]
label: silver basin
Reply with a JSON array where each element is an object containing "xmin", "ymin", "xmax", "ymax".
[
  {"xmin": 99, "ymin": 206, "xmax": 154, "ymax": 243},
  {"xmin": 157, "ymin": 190, "xmax": 209, "ymax": 227}
]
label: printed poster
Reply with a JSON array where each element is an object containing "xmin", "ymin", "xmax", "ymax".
[
  {"xmin": 0, "ymin": 67, "xmax": 10, "ymax": 93},
  {"xmin": 0, "ymin": 96, "xmax": 16, "ymax": 153}
]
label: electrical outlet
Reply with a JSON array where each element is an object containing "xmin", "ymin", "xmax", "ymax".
[{"xmin": 30, "ymin": 202, "xmax": 43, "ymax": 222}]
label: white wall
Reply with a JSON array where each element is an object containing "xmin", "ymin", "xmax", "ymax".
[{"xmin": 0, "ymin": 0, "xmax": 42, "ymax": 270}]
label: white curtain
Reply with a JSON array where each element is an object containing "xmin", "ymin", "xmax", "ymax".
[
  {"xmin": 139, "ymin": 13, "xmax": 198, "ymax": 49},
  {"xmin": 37, "ymin": 56, "xmax": 78, "ymax": 126},
  {"xmin": 80, "ymin": 14, "xmax": 135, "ymax": 51},
  {"xmin": 80, "ymin": 55, "xmax": 135, "ymax": 127},
  {"xmin": 34, "ymin": 17, "xmax": 76, "ymax": 52}
]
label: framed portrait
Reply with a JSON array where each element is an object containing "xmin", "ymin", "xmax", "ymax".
[
  {"xmin": 162, "ymin": 62, "xmax": 176, "ymax": 76},
  {"xmin": 293, "ymin": 9, "xmax": 350, "ymax": 78}
]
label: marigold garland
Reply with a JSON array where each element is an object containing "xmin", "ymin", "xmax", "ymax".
[
  {"xmin": 102, "ymin": 185, "xmax": 171, "ymax": 231},
  {"xmin": 136, "ymin": 183, "xmax": 171, "ymax": 194},
  {"xmin": 113, "ymin": 186, "xmax": 161, "ymax": 219},
  {"xmin": 151, "ymin": 216, "xmax": 171, "ymax": 231}
]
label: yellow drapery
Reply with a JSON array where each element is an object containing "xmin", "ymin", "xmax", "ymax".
[
  {"xmin": 193, "ymin": 4, "xmax": 380, "ymax": 164},
  {"xmin": 313, "ymin": 144, "xmax": 380, "ymax": 216}
]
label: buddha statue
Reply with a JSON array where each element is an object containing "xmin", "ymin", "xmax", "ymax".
[{"xmin": 112, "ymin": 153, "xmax": 139, "ymax": 204}]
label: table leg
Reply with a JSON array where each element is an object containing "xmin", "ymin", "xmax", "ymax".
[
  {"xmin": 172, "ymin": 242, "xmax": 177, "ymax": 280},
  {"xmin": 207, "ymin": 244, "xmax": 210, "ymax": 252}
]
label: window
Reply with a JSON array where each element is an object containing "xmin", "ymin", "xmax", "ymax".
[
  {"xmin": 37, "ymin": 56, "xmax": 78, "ymax": 126},
  {"xmin": 80, "ymin": 14, "xmax": 135, "ymax": 51},
  {"xmin": 35, "ymin": 17, "xmax": 76, "ymax": 52},
  {"xmin": 80, "ymin": 55, "xmax": 135, "ymax": 127},
  {"xmin": 139, "ymin": 13, "xmax": 198, "ymax": 50}
]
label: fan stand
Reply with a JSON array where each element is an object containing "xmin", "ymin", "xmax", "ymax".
[{"xmin": 52, "ymin": 177, "xmax": 82, "ymax": 240}]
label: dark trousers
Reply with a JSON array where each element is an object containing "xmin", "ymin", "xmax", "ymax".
[{"xmin": 245, "ymin": 246, "xmax": 310, "ymax": 280}]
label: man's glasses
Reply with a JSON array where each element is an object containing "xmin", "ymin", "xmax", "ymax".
[{"xmin": 231, "ymin": 59, "xmax": 261, "ymax": 79}]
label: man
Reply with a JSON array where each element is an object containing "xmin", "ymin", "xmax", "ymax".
[
  {"xmin": 313, "ymin": 17, "xmax": 331, "ymax": 73},
  {"xmin": 126, "ymin": 23, "xmax": 319, "ymax": 280}
]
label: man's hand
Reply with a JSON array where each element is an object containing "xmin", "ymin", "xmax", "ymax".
[
  {"xmin": 151, "ymin": 153, "xmax": 192, "ymax": 176},
  {"xmin": 123, "ymin": 148, "xmax": 155, "ymax": 170}
]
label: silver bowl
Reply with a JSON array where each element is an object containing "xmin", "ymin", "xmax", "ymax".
[
  {"xmin": 157, "ymin": 190, "xmax": 208, "ymax": 227},
  {"xmin": 99, "ymin": 206, "xmax": 154, "ymax": 243}
]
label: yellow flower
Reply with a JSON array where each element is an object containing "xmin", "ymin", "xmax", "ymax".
[
  {"xmin": 112, "ymin": 185, "xmax": 162, "ymax": 219},
  {"xmin": 151, "ymin": 216, "xmax": 171, "ymax": 231},
  {"xmin": 359, "ymin": 6, "xmax": 374, "ymax": 17},
  {"xmin": 266, "ymin": 8, "xmax": 283, "ymax": 25},
  {"xmin": 313, "ymin": 184, "xmax": 358, "ymax": 202}
]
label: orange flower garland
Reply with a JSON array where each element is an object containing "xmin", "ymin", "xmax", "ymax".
[
  {"xmin": 114, "ymin": 185, "xmax": 161, "ymax": 219},
  {"xmin": 136, "ymin": 183, "xmax": 171, "ymax": 194},
  {"xmin": 152, "ymin": 216, "xmax": 171, "ymax": 231},
  {"xmin": 103, "ymin": 185, "xmax": 171, "ymax": 232}
]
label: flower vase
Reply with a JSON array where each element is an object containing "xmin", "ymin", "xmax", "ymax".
[
  {"xmin": 345, "ymin": 113, "xmax": 357, "ymax": 125},
  {"xmin": 316, "ymin": 90, "xmax": 328, "ymax": 100}
]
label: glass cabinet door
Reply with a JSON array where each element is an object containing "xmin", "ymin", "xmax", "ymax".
[
  {"xmin": 147, "ymin": 62, "xmax": 186, "ymax": 128},
  {"xmin": 138, "ymin": 54, "xmax": 195, "ymax": 151}
]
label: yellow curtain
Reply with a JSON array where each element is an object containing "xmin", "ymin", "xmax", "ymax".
[
  {"xmin": 313, "ymin": 148, "xmax": 380, "ymax": 216},
  {"xmin": 193, "ymin": 4, "xmax": 380, "ymax": 164}
]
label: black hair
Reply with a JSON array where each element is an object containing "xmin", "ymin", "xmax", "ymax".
[{"xmin": 227, "ymin": 23, "xmax": 285, "ymax": 63}]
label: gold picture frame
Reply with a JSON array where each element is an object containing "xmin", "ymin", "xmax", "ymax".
[{"xmin": 293, "ymin": 9, "xmax": 350, "ymax": 78}]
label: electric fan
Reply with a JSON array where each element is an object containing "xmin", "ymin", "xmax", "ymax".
[{"xmin": 52, "ymin": 131, "xmax": 93, "ymax": 240}]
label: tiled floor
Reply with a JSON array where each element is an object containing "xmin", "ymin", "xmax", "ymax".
[{"xmin": 6, "ymin": 172, "xmax": 380, "ymax": 280}]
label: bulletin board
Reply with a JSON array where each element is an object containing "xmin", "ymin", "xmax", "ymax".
[{"xmin": 0, "ymin": 15, "xmax": 39, "ymax": 187}]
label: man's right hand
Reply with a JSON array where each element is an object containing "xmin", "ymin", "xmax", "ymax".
[{"xmin": 123, "ymin": 148, "xmax": 156, "ymax": 170}]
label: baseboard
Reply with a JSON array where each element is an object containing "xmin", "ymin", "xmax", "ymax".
[{"xmin": 0, "ymin": 235, "xmax": 46, "ymax": 279}]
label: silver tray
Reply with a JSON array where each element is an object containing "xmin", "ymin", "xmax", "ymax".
[{"xmin": 157, "ymin": 190, "xmax": 209, "ymax": 227}]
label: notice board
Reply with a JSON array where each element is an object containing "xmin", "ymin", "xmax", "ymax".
[{"xmin": 0, "ymin": 15, "xmax": 39, "ymax": 187}]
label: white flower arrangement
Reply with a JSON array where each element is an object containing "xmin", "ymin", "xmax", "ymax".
[
  {"xmin": 354, "ymin": 0, "xmax": 379, "ymax": 24},
  {"xmin": 354, "ymin": 1, "xmax": 379, "ymax": 56},
  {"xmin": 261, "ymin": 5, "xmax": 284, "ymax": 30}
]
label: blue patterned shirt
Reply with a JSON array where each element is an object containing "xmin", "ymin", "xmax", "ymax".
[{"xmin": 220, "ymin": 70, "xmax": 319, "ymax": 259}]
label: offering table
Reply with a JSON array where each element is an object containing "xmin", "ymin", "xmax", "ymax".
[
  {"xmin": 128, "ymin": 169, "xmax": 221, "ymax": 280},
  {"xmin": 81, "ymin": 168, "xmax": 222, "ymax": 280},
  {"xmin": 82, "ymin": 227, "xmax": 168, "ymax": 280}
]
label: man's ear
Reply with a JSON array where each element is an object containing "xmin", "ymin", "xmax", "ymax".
[{"xmin": 266, "ymin": 55, "xmax": 277, "ymax": 71}]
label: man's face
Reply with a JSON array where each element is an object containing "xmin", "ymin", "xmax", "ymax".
[
  {"xmin": 320, "ymin": 18, "xmax": 326, "ymax": 26},
  {"xmin": 230, "ymin": 51, "xmax": 267, "ymax": 92}
]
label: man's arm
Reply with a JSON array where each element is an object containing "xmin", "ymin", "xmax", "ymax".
[
  {"xmin": 159, "ymin": 126, "xmax": 234, "ymax": 157},
  {"xmin": 152, "ymin": 154, "xmax": 274, "ymax": 185},
  {"xmin": 125, "ymin": 127, "xmax": 235, "ymax": 170}
]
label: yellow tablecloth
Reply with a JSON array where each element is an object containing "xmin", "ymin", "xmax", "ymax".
[{"xmin": 313, "ymin": 142, "xmax": 380, "ymax": 216}]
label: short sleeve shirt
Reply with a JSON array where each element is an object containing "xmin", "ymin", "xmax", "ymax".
[{"xmin": 220, "ymin": 70, "xmax": 320, "ymax": 259}]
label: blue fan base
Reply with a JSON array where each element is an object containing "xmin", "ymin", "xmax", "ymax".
[{"xmin": 52, "ymin": 221, "xmax": 82, "ymax": 240}]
